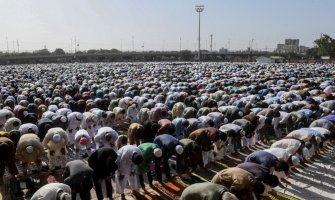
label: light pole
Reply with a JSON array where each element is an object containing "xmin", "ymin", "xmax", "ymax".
[
  {"xmin": 210, "ymin": 34, "xmax": 213, "ymax": 52},
  {"xmin": 195, "ymin": 5, "xmax": 204, "ymax": 62}
]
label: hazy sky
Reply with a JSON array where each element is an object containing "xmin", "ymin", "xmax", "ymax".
[{"xmin": 0, "ymin": 0, "xmax": 334, "ymax": 52}]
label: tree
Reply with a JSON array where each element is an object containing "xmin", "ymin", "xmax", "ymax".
[
  {"xmin": 179, "ymin": 50, "xmax": 192, "ymax": 61},
  {"xmin": 53, "ymin": 48, "xmax": 65, "ymax": 55},
  {"xmin": 87, "ymin": 49, "xmax": 99, "ymax": 54},
  {"xmin": 34, "ymin": 48, "xmax": 50, "ymax": 55},
  {"xmin": 306, "ymin": 47, "xmax": 319, "ymax": 59},
  {"xmin": 110, "ymin": 49, "xmax": 121, "ymax": 53},
  {"xmin": 313, "ymin": 34, "xmax": 335, "ymax": 58}
]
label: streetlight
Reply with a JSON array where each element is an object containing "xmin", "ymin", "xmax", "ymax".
[{"xmin": 195, "ymin": 5, "xmax": 204, "ymax": 62}]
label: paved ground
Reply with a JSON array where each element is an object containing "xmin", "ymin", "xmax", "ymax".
[{"xmin": 275, "ymin": 145, "xmax": 335, "ymax": 200}]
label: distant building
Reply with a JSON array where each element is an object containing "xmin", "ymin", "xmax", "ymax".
[
  {"xmin": 285, "ymin": 39, "xmax": 299, "ymax": 46},
  {"xmin": 275, "ymin": 39, "xmax": 308, "ymax": 54}
]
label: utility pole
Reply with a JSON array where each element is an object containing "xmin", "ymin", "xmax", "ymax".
[
  {"xmin": 195, "ymin": 5, "xmax": 204, "ymax": 61},
  {"xmin": 6, "ymin": 36, "xmax": 9, "ymax": 53},
  {"xmin": 228, "ymin": 40, "xmax": 230, "ymax": 51},
  {"xmin": 74, "ymin": 37, "xmax": 77, "ymax": 53},
  {"xmin": 210, "ymin": 34, "xmax": 213, "ymax": 52},
  {"xmin": 251, "ymin": 38, "xmax": 254, "ymax": 52},
  {"xmin": 12, "ymin": 40, "xmax": 15, "ymax": 53},
  {"xmin": 17, "ymin": 40, "xmax": 19, "ymax": 53}
]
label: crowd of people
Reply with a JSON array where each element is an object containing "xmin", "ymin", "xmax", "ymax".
[{"xmin": 0, "ymin": 62, "xmax": 335, "ymax": 200}]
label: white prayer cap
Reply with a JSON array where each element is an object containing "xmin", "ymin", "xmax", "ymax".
[
  {"xmin": 291, "ymin": 155, "xmax": 300, "ymax": 166},
  {"xmin": 175, "ymin": 145, "xmax": 184, "ymax": 155},
  {"xmin": 53, "ymin": 133, "xmax": 61, "ymax": 143},
  {"xmin": 26, "ymin": 145, "xmax": 34, "ymax": 154},
  {"xmin": 153, "ymin": 148, "xmax": 162, "ymax": 158}
]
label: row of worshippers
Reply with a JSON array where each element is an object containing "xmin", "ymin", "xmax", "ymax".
[
  {"xmin": 179, "ymin": 124, "xmax": 333, "ymax": 200},
  {"xmin": 28, "ymin": 114, "xmax": 332, "ymax": 200}
]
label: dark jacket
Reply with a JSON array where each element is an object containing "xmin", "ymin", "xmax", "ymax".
[
  {"xmin": 88, "ymin": 147, "xmax": 118, "ymax": 179},
  {"xmin": 63, "ymin": 160, "xmax": 94, "ymax": 190},
  {"xmin": 153, "ymin": 134, "xmax": 181, "ymax": 158},
  {"xmin": 0, "ymin": 137, "xmax": 18, "ymax": 177},
  {"xmin": 237, "ymin": 162, "xmax": 270, "ymax": 181}
]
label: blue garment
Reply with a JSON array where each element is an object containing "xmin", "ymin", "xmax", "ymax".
[
  {"xmin": 270, "ymin": 97, "xmax": 281, "ymax": 104},
  {"xmin": 250, "ymin": 108, "xmax": 262, "ymax": 114},
  {"xmin": 245, "ymin": 150, "xmax": 278, "ymax": 169},
  {"xmin": 258, "ymin": 89, "xmax": 269, "ymax": 96},
  {"xmin": 232, "ymin": 100, "xmax": 244, "ymax": 108},
  {"xmin": 172, "ymin": 118, "xmax": 186, "ymax": 140},
  {"xmin": 298, "ymin": 109, "xmax": 313, "ymax": 118},
  {"xmin": 301, "ymin": 128, "xmax": 322, "ymax": 138},
  {"xmin": 322, "ymin": 115, "xmax": 335, "ymax": 122}
]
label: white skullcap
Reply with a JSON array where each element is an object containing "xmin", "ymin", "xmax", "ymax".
[
  {"xmin": 56, "ymin": 189, "xmax": 71, "ymax": 200},
  {"xmin": 60, "ymin": 193, "xmax": 71, "ymax": 200},
  {"xmin": 223, "ymin": 117, "xmax": 228, "ymax": 124},
  {"xmin": 323, "ymin": 108, "xmax": 330, "ymax": 113},
  {"xmin": 222, "ymin": 192, "xmax": 238, "ymax": 200},
  {"xmin": 175, "ymin": 145, "xmax": 184, "ymax": 155},
  {"xmin": 291, "ymin": 155, "xmax": 300, "ymax": 166},
  {"xmin": 61, "ymin": 116, "xmax": 67, "ymax": 123},
  {"xmin": 53, "ymin": 133, "xmax": 61, "ymax": 143},
  {"xmin": 240, "ymin": 130, "xmax": 245, "ymax": 136},
  {"xmin": 153, "ymin": 148, "xmax": 162, "ymax": 158},
  {"xmin": 76, "ymin": 113, "xmax": 83, "ymax": 120},
  {"xmin": 26, "ymin": 145, "xmax": 34, "ymax": 154},
  {"xmin": 23, "ymin": 111, "xmax": 28, "ymax": 116}
]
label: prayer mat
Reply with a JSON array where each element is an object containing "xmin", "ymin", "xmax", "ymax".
[
  {"xmin": 266, "ymin": 190, "xmax": 299, "ymax": 200},
  {"xmin": 152, "ymin": 182, "xmax": 179, "ymax": 200},
  {"xmin": 132, "ymin": 188, "xmax": 165, "ymax": 200}
]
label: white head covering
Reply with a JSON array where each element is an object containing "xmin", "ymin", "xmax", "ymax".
[
  {"xmin": 26, "ymin": 145, "xmax": 34, "ymax": 154},
  {"xmin": 153, "ymin": 148, "xmax": 162, "ymax": 158},
  {"xmin": 175, "ymin": 145, "xmax": 184, "ymax": 155},
  {"xmin": 291, "ymin": 155, "xmax": 300, "ymax": 166},
  {"xmin": 53, "ymin": 133, "xmax": 61, "ymax": 143},
  {"xmin": 222, "ymin": 192, "xmax": 238, "ymax": 200}
]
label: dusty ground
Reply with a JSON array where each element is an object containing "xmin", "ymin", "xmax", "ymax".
[{"xmin": 275, "ymin": 146, "xmax": 335, "ymax": 200}]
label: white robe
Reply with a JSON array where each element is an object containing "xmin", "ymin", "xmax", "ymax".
[
  {"xmin": 115, "ymin": 145, "xmax": 142, "ymax": 194},
  {"xmin": 94, "ymin": 127, "xmax": 118, "ymax": 151},
  {"xmin": 270, "ymin": 138, "xmax": 301, "ymax": 155}
]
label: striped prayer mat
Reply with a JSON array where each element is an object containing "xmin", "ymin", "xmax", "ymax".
[{"xmin": 267, "ymin": 191, "xmax": 299, "ymax": 200}]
